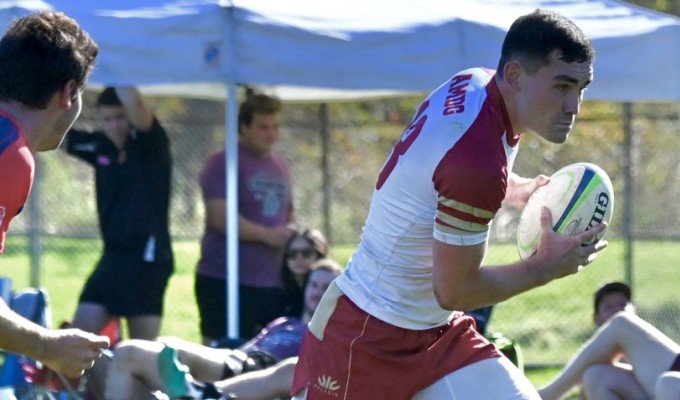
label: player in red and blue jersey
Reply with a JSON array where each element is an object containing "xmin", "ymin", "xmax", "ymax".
[
  {"xmin": 0, "ymin": 11, "xmax": 109, "ymax": 379},
  {"xmin": 0, "ymin": 112, "xmax": 33, "ymax": 254},
  {"xmin": 292, "ymin": 9, "xmax": 608, "ymax": 400}
]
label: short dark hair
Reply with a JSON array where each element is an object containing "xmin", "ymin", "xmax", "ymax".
[
  {"xmin": 0, "ymin": 11, "xmax": 98, "ymax": 109},
  {"xmin": 238, "ymin": 93, "xmax": 282, "ymax": 133},
  {"xmin": 497, "ymin": 9, "xmax": 594, "ymax": 76},
  {"xmin": 97, "ymin": 87, "xmax": 122, "ymax": 107},
  {"xmin": 594, "ymin": 282, "xmax": 631, "ymax": 313}
]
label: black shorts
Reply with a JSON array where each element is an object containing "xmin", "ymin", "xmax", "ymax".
[
  {"xmin": 79, "ymin": 251, "xmax": 173, "ymax": 316},
  {"xmin": 195, "ymin": 274, "xmax": 282, "ymax": 341}
]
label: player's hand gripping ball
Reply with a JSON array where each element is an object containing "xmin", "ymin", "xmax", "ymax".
[{"xmin": 517, "ymin": 162, "xmax": 614, "ymax": 260}]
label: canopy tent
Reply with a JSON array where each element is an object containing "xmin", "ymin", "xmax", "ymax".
[
  {"xmin": 2, "ymin": 0, "xmax": 680, "ymax": 102},
  {"xmin": 3, "ymin": 0, "xmax": 680, "ymax": 338}
]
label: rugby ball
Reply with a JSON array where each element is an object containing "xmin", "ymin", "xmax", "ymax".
[{"xmin": 517, "ymin": 162, "xmax": 614, "ymax": 260}]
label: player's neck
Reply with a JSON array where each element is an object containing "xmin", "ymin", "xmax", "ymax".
[
  {"xmin": 494, "ymin": 75, "xmax": 525, "ymax": 136},
  {"xmin": 0, "ymin": 101, "xmax": 49, "ymax": 153}
]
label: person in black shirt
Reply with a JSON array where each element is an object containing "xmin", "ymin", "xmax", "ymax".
[{"xmin": 66, "ymin": 86, "xmax": 173, "ymax": 341}]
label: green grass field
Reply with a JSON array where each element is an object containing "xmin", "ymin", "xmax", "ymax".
[{"xmin": 1, "ymin": 235, "xmax": 678, "ymax": 397}]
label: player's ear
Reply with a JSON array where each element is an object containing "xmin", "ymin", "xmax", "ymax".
[
  {"xmin": 503, "ymin": 60, "xmax": 523, "ymax": 91},
  {"xmin": 59, "ymin": 80, "xmax": 79, "ymax": 109}
]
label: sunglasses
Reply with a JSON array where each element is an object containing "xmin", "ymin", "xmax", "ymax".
[{"xmin": 286, "ymin": 248, "xmax": 316, "ymax": 259}]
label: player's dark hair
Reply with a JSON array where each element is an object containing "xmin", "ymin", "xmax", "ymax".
[
  {"xmin": 238, "ymin": 93, "xmax": 282, "ymax": 134},
  {"xmin": 0, "ymin": 11, "xmax": 98, "ymax": 109},
  {"xmin": 97, "ymin": 87, "xmax": 122, "ymax": 107},
  {"xmin": 497, "ymin": 9, "xmax": 594, "ymax": 76}
]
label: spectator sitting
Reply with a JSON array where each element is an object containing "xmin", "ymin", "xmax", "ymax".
[
  {"xmin": 214, "ymin": 227, "xmax": 329, "ymax": 350},
  {"xmin": 278, "ymin": 228, "xmax": 329, "ymax": 319},
  {"xmin": 102, "ymin": 258, "xmax": 342, "ymax": 400},
  {"xmin": 536, "ymin": 282, "xmax": 680, "ymax": 400},
  {"xmin": 592, "ymin": 281, "xmax": 635, "ymax": 327},
  {"xmin": 538, "ymin": 312, "xmax": 680, "ymax": 400}
]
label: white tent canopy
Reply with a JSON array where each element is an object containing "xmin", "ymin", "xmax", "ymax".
[{"xmin": 2, "ymin": 0, "xmax": 680, "ymax": 102}]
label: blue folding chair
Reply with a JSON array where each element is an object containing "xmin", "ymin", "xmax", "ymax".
[{"xmin": 0, "ymin": 284, "xmax": 82, "ymax": 399}]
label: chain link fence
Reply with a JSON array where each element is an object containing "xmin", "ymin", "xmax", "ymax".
[{"xmin": 5, "ymin": 90, "xmax": 680, "ymax": 365}]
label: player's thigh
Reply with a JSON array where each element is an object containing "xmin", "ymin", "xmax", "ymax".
[
  {"xmin": 291, "ymin": 387, "xmax": 307, "ymax": 400},
  {"xmin": 413, "ymin": 357, "xmax": 540, "ymax": 400}
]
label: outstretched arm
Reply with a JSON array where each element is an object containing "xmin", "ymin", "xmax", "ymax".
[
  {"xmin": 0, "ymin": 299, "xmax": 109, "ymax": 377},
  {"xmin": 114, "ymin": 87, "xmax": 153, "ymax": 132}
]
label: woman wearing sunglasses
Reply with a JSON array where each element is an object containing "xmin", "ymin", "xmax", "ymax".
[{"xmin": 279, "ymin": 228, "xmax": 329, "ymax": 318}]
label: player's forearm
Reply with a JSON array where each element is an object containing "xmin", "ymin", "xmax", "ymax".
[
  {"xmin": 0, "ymin": 299, "xmax": 50, "ymax": 361},
  {"xmin": 469, "ymin": 259, "xmax": 550, "ymax": 309},
  {"xmin": 434, "ymin": 257, "xmax": 548, "ymax": 311}
]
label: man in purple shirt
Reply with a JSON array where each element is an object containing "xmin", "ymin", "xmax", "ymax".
[{"xmin": 196, "ymin": 93, "xmax": 295, "ymax": 343}]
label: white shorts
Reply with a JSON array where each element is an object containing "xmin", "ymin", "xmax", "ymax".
[
  {"xmin": 294, "ymin": 357, "xmax": 538, "ymax": 400},
  {"xmin": 413, "ymin": 357, "xmax": 540, "ymax": 399}
]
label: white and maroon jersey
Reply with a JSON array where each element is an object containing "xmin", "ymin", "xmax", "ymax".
[{"xmin": 336, "ymin": 68, "xmax": 521, "ymax": 330}]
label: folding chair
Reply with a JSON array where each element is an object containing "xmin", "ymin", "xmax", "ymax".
[
  {"xmin": 0, "ymin": 286, "xmax": 86, "ymax": 400},
  {"xmin": 6, "ymin": 288, "xmax": 83, "ymax": 400}
]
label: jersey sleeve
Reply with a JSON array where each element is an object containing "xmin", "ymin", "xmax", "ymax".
[
  {"xmin": 431, "ymin": 124, "xmax": 509, "ymax": 246},
  {"xmin": 432, "ymin": 149, "xmax": 509, "ymax": 246}
]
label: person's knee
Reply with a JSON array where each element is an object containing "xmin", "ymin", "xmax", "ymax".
[
  {"xmin": 607, "ymin": 311, "xmax": 636, "ymax": 331},
  {"xmin": 655, "ymin": 372, "xmax": 680, "ymax": 398},
  {"xmin": 113, "ymin": 339, "xmax": 162, "ymax": 368},
  {"xmin": 112, "ymin": 341, "xmax": 142, "ymax": 366}
]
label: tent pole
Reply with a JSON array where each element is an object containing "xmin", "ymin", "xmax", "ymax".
[
  {"xmin": 319, "ymin": 103, "xmax": 332, "ymax": 242},
  {"xmin": 622, "ymin": 102, "xmax": 634, "ymax": 288},
  {"xmin": 28, "ymin": 157, "xmax": 43, "ymax": 288},
  {"xmin": 225, "ymin": 82, "xmax": 239, "ymax": 340}
]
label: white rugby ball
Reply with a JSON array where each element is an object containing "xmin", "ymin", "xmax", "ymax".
[{"xmin": 517, "ymin": 162, "xmax": 614, "ymax": 260}]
